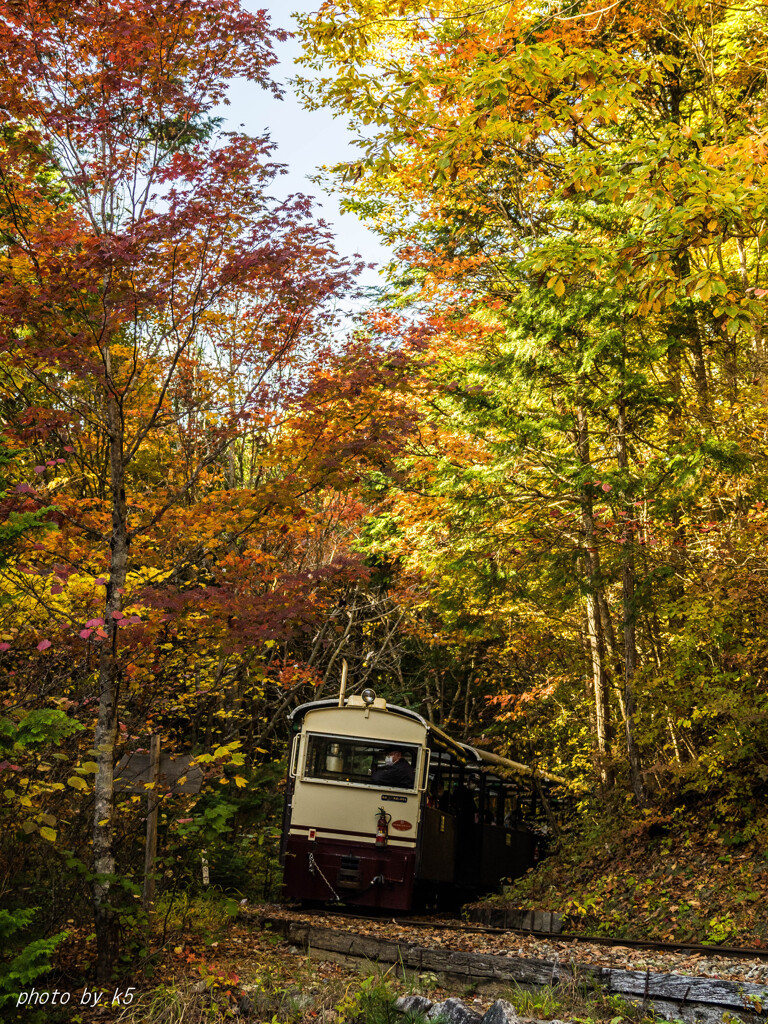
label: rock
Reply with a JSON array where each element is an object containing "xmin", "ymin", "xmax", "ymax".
[
  {"xmin": 481, "ymin": 1000, "xmax": 519, "ymax": 1024},
  {"xmin": 286, "ymin": 988, "xmax": 315, "ymax": 1012},
  {"xmin": 397, "ymin": 995, "xmax": 434, "ymax": 1015},
  {"xmin": 427, "ymin": 997, "xmax": 483, "ymax": 1024}
]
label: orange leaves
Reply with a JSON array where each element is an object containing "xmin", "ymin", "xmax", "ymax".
[{"xmin": 488, "ymin": 683, "xmax": 558, "ymax": 721}]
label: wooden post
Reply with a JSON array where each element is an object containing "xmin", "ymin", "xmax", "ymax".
[{"xmin": 142, "ymin": 733, "xmax": 161, "ymax": 915}]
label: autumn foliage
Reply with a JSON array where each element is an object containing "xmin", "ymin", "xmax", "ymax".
[
  {"xmin": 2, "ymin": 0, "xmax": 768, "ymax": 988},
  {"xmin": 298, "ymin": 0, "xmax": 768, "ymax": 818}
]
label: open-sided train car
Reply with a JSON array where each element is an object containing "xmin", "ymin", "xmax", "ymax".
[{"xmin": 280, "ymin": 683, "xmax": 565, "ymax": 911}]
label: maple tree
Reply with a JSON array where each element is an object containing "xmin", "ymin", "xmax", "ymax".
[{"xmin": 0, "ymin": 0, "xmax": 363, "ymax": 978}]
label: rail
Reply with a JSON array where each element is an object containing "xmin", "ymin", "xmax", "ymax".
[{"xmin": 252, "ymin": 910, "xmax": 768, "ymax": 1023}]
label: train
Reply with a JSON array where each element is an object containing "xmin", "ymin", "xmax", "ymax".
[{"xmin": 280, "ymin": 668, "xmax": 565, "ymax": 911}]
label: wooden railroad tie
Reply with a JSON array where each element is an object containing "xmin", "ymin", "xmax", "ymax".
[{"xmin": 259, "ymin": 916, "xmax": 768, "ymax": 1024}]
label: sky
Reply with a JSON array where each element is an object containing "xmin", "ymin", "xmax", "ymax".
[{"xmin": 216, "ymin": 2, "xmax": 392, "ymax": 300}]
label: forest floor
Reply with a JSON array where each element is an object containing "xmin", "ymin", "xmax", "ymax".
[
  {"xmin": 482, "ymin": 812, "xmax": 768, "ymax": 948},
  {"xmin": 41, "ymin": 814, "xmax": 768, "ymax": 1024},
  {"xmin": 45, "ymin": 900, "xmax": 683, "ymax": 1024},
  {"xmin": 52, "ymin": 914, "xmax": 375, "ymax": 1023},
  {"xmin": 47, "ymin": 916, "xmax": 638, "ymax": 1024}
]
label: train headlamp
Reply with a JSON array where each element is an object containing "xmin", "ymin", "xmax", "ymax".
[{"xmin": 361, "ymin": 688, "xmax": 376, "ymax": 706}]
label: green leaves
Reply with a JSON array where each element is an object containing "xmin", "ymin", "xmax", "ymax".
[
  {"xmin": 294, "ymin": 0, "xmax": 768, "ymax": 817},
  {"xmin": 0, "ymin": 909, "xmax": 68, "ymax": 1010}
]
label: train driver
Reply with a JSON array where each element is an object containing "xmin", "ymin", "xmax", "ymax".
[{"xmin": 371, "ymin": 747, "xmax": 415, "ymax": 788}]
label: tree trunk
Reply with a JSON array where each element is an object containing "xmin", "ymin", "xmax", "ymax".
[
  {"xmin": 575, "ymin": 405, "xmax": 613, "ymax": 787},
  {"xmin": 596, "ymin": 581, "xmax": 627, "ymax": 723},
  {"xmin": 617, "ymin": 398, "xmax": 646, "ymax": 806},
  {"xmin": 585, "ymin": 586, "xmax": 611, "ymax": 785},
  {"xmin": 463, "ymin": 658, "xmax": 473, "ymax": 741},
  {"xmin": 93, "ymin": 386, "xmax": 128, "ymax": 983}
]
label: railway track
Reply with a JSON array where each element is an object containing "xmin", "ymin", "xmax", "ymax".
[
  {"xmin": 256, "ymin": 910, "xmax": 768, "ymax": 1023},
  {"xmin": 307, "ymin": 907, "xmax": 768, "ymax": 963}
]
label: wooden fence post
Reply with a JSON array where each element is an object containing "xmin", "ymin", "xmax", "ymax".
[{"xmin": 142, "ymin": 733, "xmax": 161, "ymax": 915}]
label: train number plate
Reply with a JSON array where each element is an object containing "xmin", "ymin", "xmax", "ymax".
[{"xmin": 381, "ymin": 794, "xmax": 407, "ymax": 803}]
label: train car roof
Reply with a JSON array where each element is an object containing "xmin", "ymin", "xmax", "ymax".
[
  {"xmin": 289, "ymin": 698, "xmax": 438, "ymax": 741},
  {"xmin": 288, "ymin": 699, "xmax": 566, "ymax": 785}
]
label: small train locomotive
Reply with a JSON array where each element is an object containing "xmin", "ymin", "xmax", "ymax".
[{"xmin": 280, "ymin": 672, "xmax": 565, "ymax": 911}]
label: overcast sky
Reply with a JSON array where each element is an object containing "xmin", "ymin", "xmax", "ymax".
[{"xmin": 216, "ymin": 2, "xmax": 392, "ymax": 299}]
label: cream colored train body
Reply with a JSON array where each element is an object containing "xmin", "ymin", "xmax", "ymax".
[{"xmin": 288, "ymin": 696, "xmax": 426, "ymax": 847}]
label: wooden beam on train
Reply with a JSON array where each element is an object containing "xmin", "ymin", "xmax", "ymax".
[
  {"xmin": 426, "ymin": 723, "xmax": 472, "ymax": 762},
  {"xmin": 466, "ymin": 747, "xmax": 569, "ymax": 787}
]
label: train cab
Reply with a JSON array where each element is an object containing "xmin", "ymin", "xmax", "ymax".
[{"xmin": 281, "ymin": 692, "xmax": 427, "ymax": 909}]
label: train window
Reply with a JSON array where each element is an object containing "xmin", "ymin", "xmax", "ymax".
[
  {"xmin": 504, "ymin": 789, "xmax": 520, "ymax": 827},
  {"xmin": 303, "ymin": 734, "xmax": 419, "ymax": 790},
  {"xmin": 484, "ymin": 779, "xmax": 506, "ymax": 825},
  {"xmin": 427, "ymin": 772, "xmax": 452, "ymax": 811}
]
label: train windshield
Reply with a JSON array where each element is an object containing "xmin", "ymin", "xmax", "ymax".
[{"xmin": 303, "ymin": 734, "xmax": 419, "ymax": 790}]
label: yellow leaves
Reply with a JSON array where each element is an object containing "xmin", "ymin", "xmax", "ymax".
[
  {"xmin": 233, "ymin": 775, "xmax": 247, "ymax": 788},
  {"xmin": 109, "ymin": 343, "xmax": 134, "ymax": 359},
  {"xmin": 39, "ymin": 825, "xmax": 57, "ymax": 842},
  {"xmin": 547, "ymin": 276, "xmax": 566, "ymax": 297},
  {"xmin": 80, "ymin": 761, "xmax": 98, "ymax": 773},
  {"xmin": 209, "ymin": 741, "xmax": 245, "ymax": 768},
  {"xmin": 128, "ymin": 566, "xmax": 172, "ymax": 587},
  {"xmin": 67, "ymin": 776, "xmax": 88, "ymax": 790}
]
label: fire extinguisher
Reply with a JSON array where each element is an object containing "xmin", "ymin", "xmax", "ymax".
[{"xmin": 375, "ymin": 807, "xmax": 391, "ymax": 846}]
